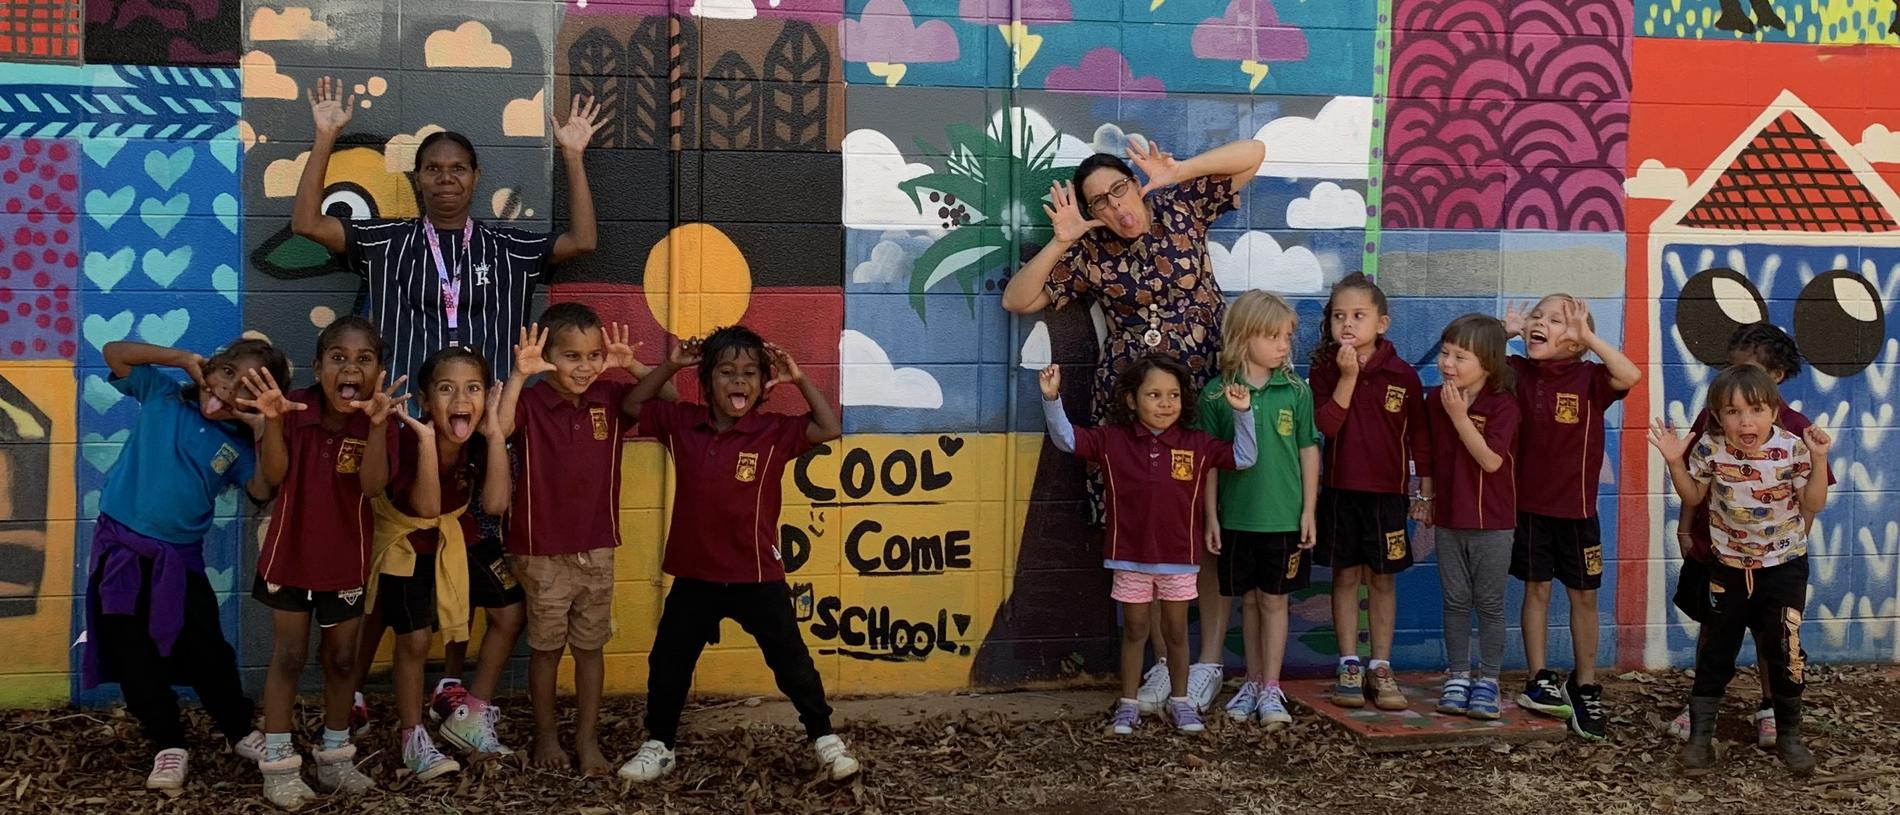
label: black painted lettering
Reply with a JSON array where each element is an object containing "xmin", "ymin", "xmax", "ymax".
[
  {"xmin": 944, "ymin": 529, "xmax": 972, "ymax": 569},
  {"xmin": 880, "ymin": 449, "xmax": 917, "ymax": 496},
  {"xmin": 809, "ymin": 595, "xmax": 841, "ymax": 640},
  {"xmin": 920, "ymin": 449, "xmax": 952, "ymax": 491},
  {"xmin": 842, "ymin": 448, "xmax": 874, "ymax": 499},
  {"xmin": 910, "ymin": 535, "xmax": 942, "ymax": 572},
  {"xmin": 795, "ymin": 443, "xmax": 835, "ymax": 502},
  {"xmin": 843, "ymin": 519, "xmax": 882, "ymax": 573},
  {"xmin": 778, "ymin": 524, "xmax": 811, "ymax": 573}
]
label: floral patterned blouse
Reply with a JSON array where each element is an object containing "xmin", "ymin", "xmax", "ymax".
[{"xmin": 1044, "ymin": 175, "xmax": 1237, "ymax": 423}]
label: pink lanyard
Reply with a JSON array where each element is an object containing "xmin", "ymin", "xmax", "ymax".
[{"xmin": 423, "ymin": 219, "xmax": 475, "ymax": 335}]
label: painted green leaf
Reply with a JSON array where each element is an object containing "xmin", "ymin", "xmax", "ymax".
[
  {"xmin": 908, "ymin": 226, "xmax": 1005, "ymax": 319},
  {"xmin": 265, "ymin": 234, "xmax": 333, "ymax": 271}
]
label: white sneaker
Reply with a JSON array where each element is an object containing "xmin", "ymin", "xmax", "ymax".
[
  {"xmin": 1225, "ymin": 680, "xmax": 1263, "ymax": 722},
  {"xmin": 440, "ymin": 698, "xmax": 513, "ymax": 756},
  {"xmin": 258, "ymin": 753, "xmax": 317, "ymax": 810},
  {"xmin": 814, "ymin": 734, "xmax": 861, "ymax": 781},
  {"xmin": 401, "ymin": 726, "xmax": 460, "ymax": 781},
  {"xmin": 1136, "ymin": 660, "xmax": 1172, "ymax": 713},
  {"xmin": 232, "ymin": 730, "xmax": 267, "ymax": 763},
  {"xmin": 1186, "ymin": 663, "xmax": 1224, "ymax": 713},
  {"xmin": 1257, "ymin": 685, "xmax": 1293, "ymax": 729},
  {"xmin": 313, "ymin": 743, "xmax": 374, "ymax": 794},
  {"xmin": 145, "ymin": 748, "xmax": 188, "ymax": 794},
  {"xmin": 617, "ymin": 739, "xmax": 677, "ymax": 782}
]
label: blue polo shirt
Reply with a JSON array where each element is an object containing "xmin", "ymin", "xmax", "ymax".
[{"xmin": 98, "ymin": 365, "xmax": 258, "ymax": 544}]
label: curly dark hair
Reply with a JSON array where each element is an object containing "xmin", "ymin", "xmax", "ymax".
[
  {"xmin": 1310, "ymin": 271, "xmax": 1389, "ymax": 369},
  {"xmin": 1108, "ymin": 354, "xmax": 1198, "ymax": 429},
  {"xmin": 184, "ymin": 337, "xmax": 291, "ymax": 406},
  {"xmin": 1070, "ymin": 153, "xmax": 1139, "ymax": 220},
  {"xmin": 698, "ymin": 324, "xmax": 774, "ymax": 408},
  {"xmin": 1727, "ymin": 322, "xmax": 1802, "ymax": 381}
]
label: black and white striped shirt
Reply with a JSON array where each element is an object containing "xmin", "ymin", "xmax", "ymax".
[{"xmin": 341, "ymin": 218, "xmax": 554, "ymax": 389}]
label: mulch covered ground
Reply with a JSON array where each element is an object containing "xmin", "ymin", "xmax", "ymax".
[{"xmin": 2, "ymin": 666, "xmax": 1896, "ymax": 814}]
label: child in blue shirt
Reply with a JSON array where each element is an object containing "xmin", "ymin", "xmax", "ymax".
[{"xmin": 82, "ymin": 338, "xmax": 289, "ymax": 796}]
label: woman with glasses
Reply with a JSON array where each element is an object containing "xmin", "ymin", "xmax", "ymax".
[{"xmin": 1002, "ymin": 137, "xmax": 1265, "ymax": 713}]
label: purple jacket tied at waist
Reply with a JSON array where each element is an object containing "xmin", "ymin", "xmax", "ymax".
[{"xmin": 82, "ymin": 514, "xmax": 206, "ymax": 689}]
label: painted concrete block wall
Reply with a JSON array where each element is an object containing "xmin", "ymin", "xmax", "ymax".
[{"xmin": 0, "ymin": 0, "xmax": 1898, "ymax": 706}]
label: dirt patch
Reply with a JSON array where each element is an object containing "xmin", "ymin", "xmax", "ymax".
[{"xmin": 2, "ymin": 667, "xmax": 1896, "ymax": 814}]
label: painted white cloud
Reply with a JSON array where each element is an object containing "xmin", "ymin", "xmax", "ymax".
[
  {"xmin": 1090, "ymin": 123, "xmax": 1148, "ymax": 159},
  {"xmin": 1251, "ymin": 96, "xmax": 1372, "ymax": 180},
  {"xmin": 1020, "ymin": 321, "xmax": 1051, "ymax": 370},
  {"xmin": 840, "ymin": 330, "xmax": 944, "ymax": 409},
  {"xmin": 842, "ymin": 129, "xmax": 942, "ymax": 231},
  {"xmin": 991, "ymin": 107, "xmax": 1095, "ymax": 166},
  {"xmin": 1856, "ymin": 124, "xmax": 1900, "ymax": 164},
  {"xmin": 1285, "ymin": 182, "xmax": 1366, "ymax": 228},
  {"xmin": 1625, "ymin": 158, "xmax": 1689, "ymax": 200},
  {"xmin": 690, "ymin": 0, "xmax": 757, "ymax": 18},
  {"xmin": 851, "ymin": 239, "xmax": 912, "ymax": 284},
  {"xmin": 1209, "ymin": 231, "xmax": 1324, "ymax": 294}
]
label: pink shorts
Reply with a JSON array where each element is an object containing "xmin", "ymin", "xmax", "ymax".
[{"xmin": 1110, "ymin": 570, "xmax": 1199, "ymax": 603}]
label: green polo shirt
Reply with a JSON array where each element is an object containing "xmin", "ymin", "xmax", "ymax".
[{"xmin": 1196, "ymin": 369, "xmax": 1318, "ymax": 532}]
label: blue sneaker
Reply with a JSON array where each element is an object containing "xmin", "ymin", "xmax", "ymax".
[
  {"xmin": 1437, "ymin": 676, "xmax": 1472, "ymax": 715},
  {"xmin": 1467, "ymin": 678, "xmax": 1501, "ymax": 720},
  {"xmin": 1331, "ymin": 660, "xmax": 1366, "ymax": 708},
  {"xmin": 1225, "ymin": 680, "xmax": 1262, "ymax": 722}
]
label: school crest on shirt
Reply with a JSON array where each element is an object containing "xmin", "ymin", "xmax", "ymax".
[
  {"xmin": 735, "ymin": 451, "xmax": 759, "ymax": 483},
  {"xmin": 589, "ymin": 406, "xmax": 609, "ymax": 441},
  {"xmin": 336, "ymin": 438, "xmax": 366, "ymax": 474},
  {"xmin": 1384, "ymin": 529, "xmax": 1408, "ymax": 561},
  {"xmin": 1170, "ymin": 449, "xmax": 1194, "ymax": 480},
  {"xmin": 1383, "ymin": 385, "xmax": 1406, "ymax": 413},
  {"xmin": 1584, "ymin": 545, "xmax": 1603, "ymax": 576},
  {"xmin": 1555, "ymin": 392, "xmax": 1580, "ymax": 424},
  {"xmin": 1276, "ymin": 408, "xmax": 1294, "ymax": 437},
  {"xmin": 211, "ymin": 443, "xmax": 239, "ymax": 475}
]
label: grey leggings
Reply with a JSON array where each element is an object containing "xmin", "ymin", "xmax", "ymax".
[{"xmin": 1437, "ymin": 529, "xmax": 1513, "ymax": 677}]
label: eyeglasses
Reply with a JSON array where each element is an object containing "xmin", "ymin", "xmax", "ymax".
[{"xmin": 1085, "ymin": 177, "xmax": 1136, "ymax": 213}]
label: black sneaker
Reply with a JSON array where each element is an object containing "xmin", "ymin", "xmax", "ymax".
[
  {"xmin": 1516, "ymin": 669, "xmax": 1572, "ymax": 719},
  {"xmin": 1563, "ymin": 673, "xmax": 1606, "ymax": 741}
]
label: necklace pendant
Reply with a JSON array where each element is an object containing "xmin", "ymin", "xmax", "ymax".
[{"xmin": 1142, "ymin": 328, "xmax": 1162, "ymax": 348}]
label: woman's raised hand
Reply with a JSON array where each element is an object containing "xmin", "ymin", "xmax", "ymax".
[{"xmin": 1043, "ymin": 181, "xmax": 1105, "ymax": 244}]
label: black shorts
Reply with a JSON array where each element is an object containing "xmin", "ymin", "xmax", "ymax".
[
  {"xmin": 251, "ymin": 574, "xmax": 366, "ymax": 627},
  {"xmin": 1315, "ymin": 488, "xmax": 1412, "ymax": 573},
  {"xmin": 378, "ymin": 539, "xmax": 525, "ymax": 635},
  {"xmin": 1217, "ymin": 529, "xmax": 1310, "ymax": 596},
  {"xmin": 1510, "ymin": 512, "xmax": 1604, "ymax": 591},
  {"xmin": 1672, "ymin": 557, "xmax": 1714, "ymax": 624}
]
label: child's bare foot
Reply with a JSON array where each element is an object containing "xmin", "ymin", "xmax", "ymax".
[
  {"xmin": 530, "ymin": 733, "xmax": 570, "ymax": 770},
  {"xmin": 577, "ymin": 741, "xmax": 611, "ymax": 776}
]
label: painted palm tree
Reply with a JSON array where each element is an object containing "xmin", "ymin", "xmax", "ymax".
[{"xmin": 897, "ymin": 110, "xmax": 1078, "ymax": 320}]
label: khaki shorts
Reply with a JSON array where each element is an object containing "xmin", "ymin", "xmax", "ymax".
[{"xmin": 511, "ymin": 548, "xmax": 616, "ymax": 652}]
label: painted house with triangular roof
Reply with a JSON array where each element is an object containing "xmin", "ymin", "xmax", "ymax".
[{"xmin": 1643, "ymin": 89, "xmax": 1900, "ymax": 666}]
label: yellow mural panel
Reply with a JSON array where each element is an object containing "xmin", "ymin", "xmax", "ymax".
[{"xmin": 0, "ymin": 362, "xmax": 77, "ymax": 707}]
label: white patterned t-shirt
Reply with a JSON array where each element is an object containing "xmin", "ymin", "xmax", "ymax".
[{"xmin": 1687, "ymin": 426, "xmax": 1812, "ymax": 569}]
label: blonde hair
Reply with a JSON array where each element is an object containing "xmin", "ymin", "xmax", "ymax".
[
  {"xmin": 1535, "ymin": 293, "xmax": 1595, "ymax": 334},
  {"xmin": 1216, "ymin": 289, "xmax": 1305, "ymax": 391}
]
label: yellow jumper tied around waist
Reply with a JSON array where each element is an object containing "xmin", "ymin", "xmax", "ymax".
[{"xmin": 368, "ymin": 496, "xmax": 471, "ymax": 642}]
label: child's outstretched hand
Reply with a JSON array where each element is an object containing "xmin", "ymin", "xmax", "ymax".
[
  {"xmin": 766, "ymin": 343, "xmax": 804, "ymax": 388},
  {"xmin": 1441, "ymin": 385, "xmax": 1470, "ymax": 422},
  {"xmin": 667, "ymin": 337, "xmax": 703, "ymax": 369},
  {"xmin": 604, "ymin": 322, "xmax": 641, "ymax": 371},
  {"xmin": 1804, "ymin": 424, "xmax": 1832, "ymax": 458},
  {"xmin": 1562, "ymin": 297, "xmax": 1596, "ymax": 345},
  {"xmin": 1502, "ymin": 299, "xmax": 1531, "ymax": 338},
  {"xmin": 235, "ymin": 368, "xmax": 303, "ymax": 420},
  {"xmin": 392, "ymin": 402, "xmax": 433, "ymax": 442},
  {"xmin": 352, "ymin": 373, "xmax": 411, "ymax": 426},
  {"xmin": 1335, "ymin": 343, "xmax": 1361, "ymax": 377},
  {"xmin": 1224, "ymin": 382, "xmax": 1251, "ymax": 412},
  {"xmin": 514, "ymin": 324, "xmax": 556, "ymax": 377},
  {"xmin": 479, "ymin": 380, "xmax": 506, "ymax": 441},
  {"xmin": 1038, "ymin": 365, "xmax": 1061, "ymax": 401},
  {"xmin": 175, "ymin": 351, "xmax": 209, "ymax": 390},
  {"xmin": 1646, "ymin": 418, "xmax": 1689, "ymax": 463}
]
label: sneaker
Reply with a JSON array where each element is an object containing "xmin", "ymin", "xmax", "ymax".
[
  {"xmin": 617, "ymin": 739, "xmax": 677, "ymax": 782},
  {"xmin": 1437, "ymin": 676, "xmax": 1472, "ymax": 715},
  {"xmin": 1186, "ymin": 663, "xmax": 1223, "ymax": 713},
  {"xmin": 813, "ymin": 734, "xmax": 861, "ymax": 781},
  {"xmin": 1167, "ymin": 698, "xmax": 1205, "ymax": 733},
  {"xmin": 349, "ymin": 692, "xmax": 371, "ymax": 737},
  {"xmin": 1466, "ymin": 678, "xmax": 1502, "ymax": 720},
  {"xmin": 1562, "ymin": 674, "xmax": 1607, "ymax": 741},
  {"xmin": 1669, "ymin": 705, "xmax": 1691, "ymax": 740},
  {"xmin": 428, "ymin": 681, "xmax": 468, "ymax": 724},
  {"xmin": 146, "ymin": 748, "xmax": 188, "ymax": 794},
  {"xmin": 439, "ymin": 696, "xmax": 513, "ymax": 756},
  {"xmin": 312, "ymin": 743, "xmax": 374, "ymax": 795},
  {"xmin": 1368, "ymin": 664, "xmax": 1407, "ymax": 710},
  {"xmin": 1257, "ymin": 686, "xmax": 1293, "ymax": 729},
  {"xmin": 1108, "ymin": 699, "xmax": 1142, "ymax": 735},
  {"xmin": 1225, "ymin": 680, "xmax": 1263, "ymax": 722},
  {"xmin": 401, "ymin": 726, "xmax": 460, "ymax": 781},
  {"xmin": 1755, "ymin": 701, "xmax": 1778, "ymax": 749},
  {"xmin": 1136, "ymin": 661, "xmax": 1172, "ymax": 713},
  {"xmin": 258, "ymin": 753, "xmax": 317, "ymax": 810},
  {"xmin": 232, "ymin": 730, "xmax": 267, "ymax": 763},
  {"xmin": 1331, "ymin": 660, "xmax": 1366, "ymax": 708},
  {"xmin": 1516, "ymin": 669, "xmax": 1572, "ymax": 719}
]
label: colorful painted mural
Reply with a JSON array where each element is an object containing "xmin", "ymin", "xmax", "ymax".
[{"xmin": 0, "ymin": 0, "xmax": 1896, "ymax": 707}]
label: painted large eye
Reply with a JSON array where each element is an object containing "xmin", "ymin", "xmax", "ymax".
[
  {"xmin": 1676, "ymin": 268, "xmax": 1766, "ymax": 367},
  {"xmin": 321, "ymin": 183, "xmax": 377, "ymax": 220},
  {"xmin": 1795, "ymin": 270, "xmax": 1885, "ymax": 376}
]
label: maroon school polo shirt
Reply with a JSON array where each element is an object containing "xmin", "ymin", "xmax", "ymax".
[
  {"xmin": 508, "ymin": 379, "xmax": 634, "ymax": 556},
  {"xmin": 387, "ymin": 426, "xmax": 480, "ymax": 556},
  {"xmin": 1427, "ymin": 386, "xmax": 1520, "ymax": 531},
  {"xmin": 1310, "ymin": 338, "xmax": 1433, "ymax": 494},
  {"xmin": 1074, "ymin": 423, "xmax": 1235, "ymax": 567},
  {"xmin": 641, "ymin": 400, "xmax": 815, "ymax": 584},
  {"xmin": 257, "ymin": 387, "xmax": 398, "ymax": 591},
  {"xmin": 1683, "ymin": 405, "xmax": 1826, "ymax": 562},
  {"xmin": 1508, "ymin": 356, "xmax": 1626, "ymax": 519}
]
